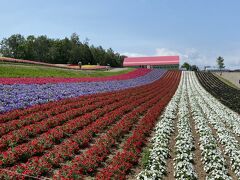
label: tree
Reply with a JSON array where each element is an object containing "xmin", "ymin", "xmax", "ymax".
[
  {"xmin": 181, "ymin": 62, "xmax": 191, "ymax": 70},
  {"xmin": 24, "ymin": 35, "xmax": 36, "ymax": 60},
  {"xmin": 0, "ymin": 33, "xmax": 124, "ymax": 67},
  {"xmin": 0, "ymin": 34, "xmax": 26, "ymax": 58},
  {"xmin": 90, "ymin": 46, "xmax": 107, "ymax": 65},
  {"xmin": 217, "ymin": 56, "xmax": 225, "ymax": 71},
  {"xmin": 33, "ymin": 35, "xmax": 52, "ymax": 62},
  {"xmin": 191, "ymin": 65, "xmax": 199, "ymax": 71},
  {"xmin": 70, "ymin": 33, "xmax": 80, "ymax": 45}
]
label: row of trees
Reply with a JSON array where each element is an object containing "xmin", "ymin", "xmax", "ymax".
[
  {"xmin": 0, "ymin": 33, "xmax": 125, "ymax": 67},
  {"xmin": 181, "ymin": 62, "xmax": 199, "ymax": 71},
  {"xmin": 181, "ymin": 56, "xmax": 225, "ymax": 71}
]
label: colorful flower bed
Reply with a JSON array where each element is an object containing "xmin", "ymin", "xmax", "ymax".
[
  {"xmin": 196, "ymin": 72, "xmax": 240, "ymax": 114},
  {"xmin": 138, "ymin": 71, "xmax": 240, "ymax": 179},
  {"xmin": 0, "ymin": 68, "xmax": 149, "ymax": 84},
  {"xmin": 2, "ymin": 69, "xmax": 239, "ymax": 179},
  {"xmin": 0, "ymin": 69, "xmax": 166, "ymax": 113},
  {"xmin": 0, "ymin": 71, "xmax": 181, "ymax": 179}
]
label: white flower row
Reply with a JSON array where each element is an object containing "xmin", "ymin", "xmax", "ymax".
[
  {"xmin": 194, "ymin": 75, "xmax": 240, "ymax": 137},
  {"xmin": 173, "ymin": 75, "xmax": 197, "ymax": 179},
  {"xmin": 187, "ymin": 72, "xmax": 232, "ymax": 180},
  {"xmin": 137, "ymin": 71, "xmax": 239, "ymax": 179},
  {"xmin": 190, "ymin": 72, "xmax": 240, "ymax": 178},
  {"xmin": 137, "ymin": 73, "xmax": 184, "ymax": 179}
]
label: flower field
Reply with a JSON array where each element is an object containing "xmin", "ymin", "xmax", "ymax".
[
  {"xmin": 196, "ymin": 72, "xmax": 240, "ymax": 114},
  {"xmin": 1, "ymin": 68, "xmax": 240, "ymax": 179},
  {"xmin": 0, "ymin": 70, "xmax": 181, "ymax": 179},
  {"xmin": 138, "ymin": 71, "xmax": 240, "ymax": 179},
  {"xmin": 0, "ymin": 69, "xmax": 165, "ymax": 113}
]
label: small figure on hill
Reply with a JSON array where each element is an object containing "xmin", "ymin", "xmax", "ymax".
[
  {"xmin": 107, "ymin": 64, "xmax": 110, "ymax": 71},
  {"xmin": 78, "ymin": 61, "xmax": 82, "ymax": 69}
]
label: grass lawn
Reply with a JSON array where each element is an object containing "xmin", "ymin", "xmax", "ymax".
[{"xmin": 0, "ymin": 62, "xmax": 134, "ymax": 78}]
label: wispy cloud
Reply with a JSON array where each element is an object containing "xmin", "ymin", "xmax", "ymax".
[
  {"xmin": 155, "ymin": 48, "xmax": 209, "ymax": 68},
  {"xmin": 155, "ymin": 48, "xmax": 180, "ymax": 56},
  {"xmin": 121, "ymin": 52, "xmax": 147, "ymax": 57}
]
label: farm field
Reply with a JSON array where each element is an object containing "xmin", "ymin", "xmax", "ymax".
[
  {"xmin": 0, "ymin": 66, "xmax": 147, "ymax": 84},
  {"xmin": 1, "ymin": 1, "xmax": 240, "ymax": 179},
  {"xmin": 1, "ymin": 68, "xmax": 240, "ymax": 179},
  {"xmin": 214, "ymin": 72, "xmax": 240, "ymax": 89},
  {"xmin": 0, "ymin": 62, "xmax": 134, "ymax": 78},
  {"xmin": 196, "ymin": 72, "xmax": 240, "ymax": 114},
  {"xmin": 138, "ymin": 71, "xmax": 240, "ymax": 179},
  {"xmin": 0, "ymin": 69, "xmax": 165, "ymax": 113},
  {"xmin": 0, "ymin": 70, "xmax": 180, "ymax": 179},
  {"xmin": 0, "ymin": 57, "xmax": 109, "ymax": 71}
]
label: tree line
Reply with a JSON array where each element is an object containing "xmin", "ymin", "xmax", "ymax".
[
  {"xmin": 181, "ymin": 62, "xmax": 199, "ymax": 71},
  {"xmin": 0, "ymin": 33, "xmax": 125, "ymax": 67},
  {"xmin": 181, "ymin": 56, "xmax": 225, "ymax": 71}
]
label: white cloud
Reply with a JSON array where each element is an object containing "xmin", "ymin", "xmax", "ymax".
[
  {"xmin": 121, "ymin": 52, "xmax": 147, "ymax": 57},
  {"xmin": 155, "ymin": 48, "xmax": 180, "ymax": 56},
  {"xmin": 221, "ymin": 54, "xmax": 240, "ymax": 69},
  {"xmin": 180, "ymin": 48, "xmax": 210, "ymax": 67},
  {"xmin": 154, "ymin": 48, "xmax": 207, "ymax": 68}
]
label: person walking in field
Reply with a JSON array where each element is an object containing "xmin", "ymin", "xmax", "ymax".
[{"xmin": 78, "ymin": 61, "xmax": 82, "ymax": 69}]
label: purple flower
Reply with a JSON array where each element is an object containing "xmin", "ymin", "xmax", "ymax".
[{"xmin": 0, "ymin": 70, "xmax": 166, "ymax": 113}]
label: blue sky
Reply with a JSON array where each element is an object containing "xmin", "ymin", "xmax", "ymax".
[{"xmin": 1, "ymin": 0, "xmax": 240, "ymax": 69}]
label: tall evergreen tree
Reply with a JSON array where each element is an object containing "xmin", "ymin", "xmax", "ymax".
[{"xmin": 217, "ymin": 56, "xmax": 225, "ymax": 70}]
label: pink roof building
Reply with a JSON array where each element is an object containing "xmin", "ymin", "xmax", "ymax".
[{"xmin": 123, "ymin": 56, "xmax": 179, "ymax": 69}]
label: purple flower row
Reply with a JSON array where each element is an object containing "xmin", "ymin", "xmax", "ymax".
[{"xmin": 0, "ymin": 70, "xmax": 166, "ymax": 113}]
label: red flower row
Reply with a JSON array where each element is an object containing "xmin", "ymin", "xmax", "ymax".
[
  {"xmin": 0, "ymin": 81, "xmax": 161, "ymax": 166},
  {"xmin": 96, "ymin": 72, "xmax": 180, "ymax": 179},
  {"xmin": 0, "ymin": 93, "xmax": 118, "ymax": 136},
  {"xmin": 0, "ymin": 71, "xmax": 181, "ymax": 179},
  {"xmin": 0, "ymin": 90, "xmax": 117, "ymax": 124},
  {"xmin": 0, "ymin": 85, "xmax": 153, "ymax": 152},
  {"xmin": 54, "ymin": 92, "xmax": 162, "ymax": 179},
  {"xmin": 0, "ymin": 69, "xmax": 154, "ymax": 124},
  {"xmin": 53, "ymin": 71, "xmax": 180, "ymax": 179},
  {"xmin": 0, "ymin": 85, "xmax": 160, "ymax": 179}
]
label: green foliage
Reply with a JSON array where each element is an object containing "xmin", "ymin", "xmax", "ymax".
[
  {"xmin": 191, "ymin": 65, "xmax": 199, "ymax": 71},
  {"xmin": 181, "ymin": 62, "xmax": 199, "ymax": 71},
  {"xmin": 0, "ymin": 33, "xmax": 124, "ymax": 67},
  {"xmin": 0, "ymin": 34, "xmax": 25, "ymax": 58},
  {"xmin": 181, "ymin": 62, "xmax": 191, "ymax": 70},
  {"xmin": 141, "ymin": 147, "xmax": 152, "ymax": 168},
  {"xmin": 216, "ymin": 56, "xmax": 225, "ymax": 70},
  {"xmin": 0, "ymin": 62, "xmax": 133, "ymax": 78}
]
